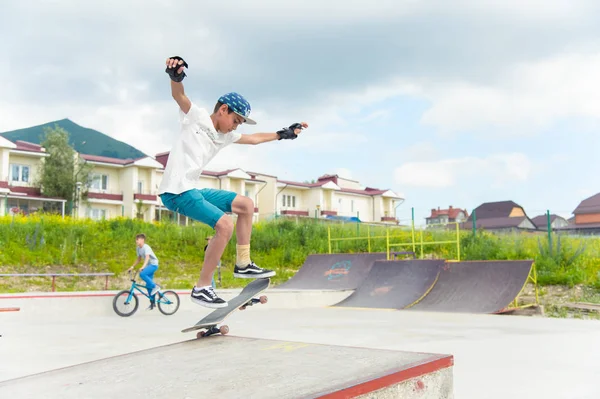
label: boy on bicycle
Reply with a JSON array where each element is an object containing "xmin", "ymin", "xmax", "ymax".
[
  {"xmin": 158, "ymin": 55, "xmax": 308, "ymax": 309},
  {"xmin": 128, "ymin": 233, "xmax": 160, "ymax": 309}
]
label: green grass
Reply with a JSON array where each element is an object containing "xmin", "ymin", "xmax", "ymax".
[{"xmin": 1, "ymin": 214, "xmax": 599, "ymax": 293}]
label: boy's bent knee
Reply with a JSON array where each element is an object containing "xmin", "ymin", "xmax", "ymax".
[
  {"xmin": 215, "ymin": 215, "xmax": 234, "ymax": 237},
  {"xmin": 234, "ymin": 195, "xmax": 254, "ymax": 215}
]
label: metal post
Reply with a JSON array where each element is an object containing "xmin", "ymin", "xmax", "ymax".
[
  {"xmin": 367, "ymin": 225, "xmax": 371, "ymax": 253},
  {"xmin": 420, "ymin": 229, "xmax": 424, "ymax": 259},
  {"xmin": 52, "ymin": 275, "xmax": 56, "ymax": 292},
  {"xmin": 411, "ymin": 207, "xmax": 416, "ymax": 254},
  {"xmin": 456, "ymin": 222, "xmax": 461, "ymax": 261},
  {"xmin": 547, "ymin": 210, "xmax": 552, "ymax": 253},
  {"xmin": 327, "ymin": 226, "xmax": 332, "ymax": 254},
  {"xmin": 386, "ymin": 229, "xmax": 390, "ymax": 260},
  {"xmin": 472, "ymin": 209, "xmax": 477, "ymax": 235},
  {"xmin": 105, "ymin": 275, "xmax": 109, "ymax": 290}
]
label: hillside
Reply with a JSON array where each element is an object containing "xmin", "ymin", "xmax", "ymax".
[{"xmin": 0, "ymin": 119, "xmax": 146, "ymax": 160}]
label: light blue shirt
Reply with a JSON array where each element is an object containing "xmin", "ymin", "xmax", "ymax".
[{"xmin": 137, "ymin": 244, "xmax": 158, "ymax": 266}]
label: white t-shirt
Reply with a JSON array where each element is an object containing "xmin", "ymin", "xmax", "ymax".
[{"xmin": 158, "ymin": 103, "xmax": 242, "ymax": 195}]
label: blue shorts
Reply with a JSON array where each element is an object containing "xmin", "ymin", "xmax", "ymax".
[{"xmin": 159, "ymin": 189, "xmax": 238, "ymax": 229}]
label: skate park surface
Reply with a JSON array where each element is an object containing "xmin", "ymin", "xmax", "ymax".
[
  {"xmin": 2, "ymin": 287, "xmax": 600, "ymax": 399},
  {"xmin": 2, "ymin": 254, "xmax": 600, "ymax": 398}
]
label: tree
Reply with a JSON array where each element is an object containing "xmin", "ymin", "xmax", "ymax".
[{"xmin": 36, "ymin": 125, "xmax": 92, "ymax": 215}]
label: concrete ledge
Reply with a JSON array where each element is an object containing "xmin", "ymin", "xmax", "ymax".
[{"xmin": 0, "ymin": 336, "xmax": 454, "ymax": 399}]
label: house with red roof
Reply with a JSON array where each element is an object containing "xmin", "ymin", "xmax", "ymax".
[
  {"xmin": 425, "ymin": 206, "xmax": 469, "ymax": 227},
  {"xmin": 0, "ymin": 119, "xmax": 403, "ymax": 224}
]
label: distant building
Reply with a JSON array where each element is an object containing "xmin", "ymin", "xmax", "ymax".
[
  {"xmin": 560, "ymin": 192, "xmax": 600, "ymax": 234},
  {"xmin": 0, "ymin": 122, "xmax": 404, "ymax": 224},
  {"xmin": 462, "ymin": 200, "xmax": 536, "ymax": 232},
  {"xmin": 530, "ymin": 214, "xmax": 569, "ymax": 231},
  {"xmin": 426, "ymin": 206, "xmax": 469, "ymax": 226}
]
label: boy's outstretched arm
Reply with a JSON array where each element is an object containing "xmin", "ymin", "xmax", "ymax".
[
  {"xmin": 236, "ymin": 122, "xmax": 309, "ymax": 145},
  {"xmin": 166, "ymin": 56, "xmax": 191, "ymax": 114}
]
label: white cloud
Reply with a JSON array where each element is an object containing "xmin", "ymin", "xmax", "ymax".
[
  {"xmin": 394, "ymin": 153, "xmax": 533, "ymax": 188},
  {"xmin": 418, "ymin": 52, "xmax": 600, "ymax": 135}
]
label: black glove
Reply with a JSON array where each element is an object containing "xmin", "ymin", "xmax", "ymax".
[
  {"xmin": 277, "ymin": 123, "xmax": 303, "ymax": 140},
  {"xmin": 166, "ymin": 56, "xmax": 188, "ymax": 82}
]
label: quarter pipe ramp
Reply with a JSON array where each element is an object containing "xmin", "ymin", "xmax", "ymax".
[
  {"xmin": 275, "ymin": 253, "xmax": 386, "ymax": 290},
  {"xmin": 334, "ymin": 260, "xmax": 443, "ymax": 309},
  {"xmin": 406, "ymin": 260, "xmax": 533, "ymax": 313}
]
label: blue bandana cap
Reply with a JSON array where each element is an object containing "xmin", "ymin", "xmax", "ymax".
[{"xmin": 217, "ymin": 92, "xmax": 256, "ymax": 125}]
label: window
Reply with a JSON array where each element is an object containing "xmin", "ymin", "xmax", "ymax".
[
  {"xmin": 137, "ymin": 181, "xmax": 143, "ymax": 194},
  {"xmin": 89, "ymin": 208, "xmax": 107, "ymax": 220},
  {"xmin": 10, "ymin": 164, "xmax": 29, "ymax": 183},
  {"xmin": 245, "ymin": 190, "xmax": 250, "ymax": 197},
  {"xmin": 281, "ymin": 195, "xmax": 296, "ymax": 208},
  {"xmin": 90, "ymin": 174, "xmax": 108, "ymax": 190}
]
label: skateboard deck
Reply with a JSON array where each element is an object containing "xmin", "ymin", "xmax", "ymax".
[{"xmin": 182, "ymin": 277, "xmax": 270, "ymax": 338}]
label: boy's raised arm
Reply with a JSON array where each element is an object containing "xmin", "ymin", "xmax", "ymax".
[{"xmin": 166, "ymin": 56, "xmax": 191, "ymax": 114}]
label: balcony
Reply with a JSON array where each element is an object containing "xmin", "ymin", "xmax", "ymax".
[
  {"xmin": 134, "ymin": 193, "xmax": 158, "ymax": 202},
  {"xmin": 320, "ymin": 210, "xmax": 337, "ymax": 216},
  {"xmin": 381, "ymin": 216, "xmax": 397, "ymax": 223},
  {"xmin": 87, "ymin": 192, "xmax": 124, "ymax": 202},
  {"xmin": 281, "ymin": 210, "xmax": 309, "ymax": 217}
]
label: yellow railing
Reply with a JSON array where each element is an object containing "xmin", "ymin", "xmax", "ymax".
[{"xmin": 327, "ymin": 221, "xmax": 461, "ymax": 260}]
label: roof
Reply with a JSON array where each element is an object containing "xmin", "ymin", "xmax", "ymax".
[
  {"xmin": 13, "ymin": 140, "xmax": 45, "ymax": 153},
  {"xmin": 428, "ymin": 207, "xmax": 468, "ymax": 220},
  {"xmin": 531, "ymin": 214, "xmax": 563, "ymax": 227},
  {"xmin": 461, "ymin": 216, "xmax": 533, "ymax": 230},
  {"xmin": 4, "ymin": 185, "xmax": 66, "ymax": 201},
  {"xmin": 467, "ymin": 200, "xmax": 523, "ymax": 220},
  {"xmin": 573, "ymin": 193, "xmax": 600, "ymax": 215},
  {"xmin": 81, "ymin": 154, "xmax": 138, "ymax": 165},
  {"xmin": 277, "ymin": 179, "xmax": 327, "ymax": 188}
]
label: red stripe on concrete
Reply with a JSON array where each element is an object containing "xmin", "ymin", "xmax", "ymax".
[
  {"xmin": 0, "ymin": 307, "xmax": 21, "ymax": 312},
  {"xmin": 314, "ymin": 355, "xmax": 453, "ymax": 399},
  {"xmin": 0, "ymin": 291, "xmax": 189, "ymax": 300}
]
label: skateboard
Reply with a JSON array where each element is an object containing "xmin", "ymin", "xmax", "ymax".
[{"xmin": 182, "ymin": 277, "xmax": 270, "ymax": 338}]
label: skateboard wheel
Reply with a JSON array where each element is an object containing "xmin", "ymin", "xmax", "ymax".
[
  {"xmin": 220, "ymin": 325, "xmax": 229, "ymax": 335},
  {"xmin": 260, "ymin": 295, "xmax": 268, "ymax": 304}
]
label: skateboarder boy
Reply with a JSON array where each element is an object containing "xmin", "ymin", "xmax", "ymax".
[
  {"xmin": 128, "ymin": 233, "xmax": 160, "ymax": 309},
  {"xmin": 158, "ymin": 56, "xmax": 308, "ymax": 309}
]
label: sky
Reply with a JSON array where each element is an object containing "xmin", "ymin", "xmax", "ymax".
[{"xmin": 1, "ymin": 0, "xmax": 600, "ymax": 225}]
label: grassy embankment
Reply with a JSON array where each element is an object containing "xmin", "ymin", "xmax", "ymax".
[{"xmin": 0, "ymin": 215, "xmax": 599, "ymax": 302}]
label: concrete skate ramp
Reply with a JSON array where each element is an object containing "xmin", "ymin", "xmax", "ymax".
[
  {"xmin": 0, "ymin": 337, "xmax": 454, "ymax": 399},
  {"xmin": 334, "ymin": 260, "xmax": 443, "ymax": 309},
  {"xmin": 407, "ymin": 260, "xmax": 533, "ymax": 314},
  {"xmin": 275, "ymin": 253, "xmax": 386, "ymax": 290}
]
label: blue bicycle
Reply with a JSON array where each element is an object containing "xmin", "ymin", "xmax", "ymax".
[{"xmin": 112, "ymin": 270, "xmax": 180, "ymax": 317}]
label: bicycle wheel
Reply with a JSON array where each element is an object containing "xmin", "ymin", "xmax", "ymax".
[
  {"xmin": 157, "ymin": 290, "xmax": 180, "ymax": 315},
  {"xmin": 113, "ymin": 290, "xmax": 139, "ymax": 317}
]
